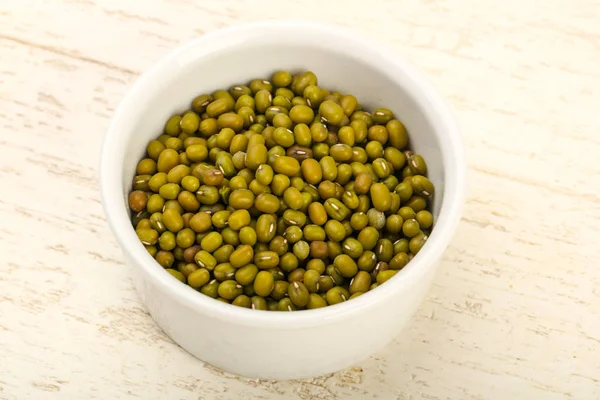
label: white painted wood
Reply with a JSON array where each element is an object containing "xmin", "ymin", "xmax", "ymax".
[{"xmin": 0, "ymin": 0, "xmax": 598, "ymax": 398}]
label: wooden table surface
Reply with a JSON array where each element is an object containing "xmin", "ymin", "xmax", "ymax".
[{"xmin": 1, "ymin": 0, "xmax": 599, "ymax": 399}]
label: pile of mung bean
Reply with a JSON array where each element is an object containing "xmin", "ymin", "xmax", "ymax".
[{"xmin": 129, "ymin": 70, "xmax": 435, "ymax": 311}]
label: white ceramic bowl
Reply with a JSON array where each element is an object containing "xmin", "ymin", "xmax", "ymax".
[{"xmin": 100, "ymin": 21, "xmax": 465, "ymax": 380}]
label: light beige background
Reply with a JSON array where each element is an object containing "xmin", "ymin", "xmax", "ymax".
[{"xmin": 1, "ymin": 0, "xmax": 599, "ymax": 399}]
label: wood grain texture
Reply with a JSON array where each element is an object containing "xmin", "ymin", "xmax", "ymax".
[{"xmin": 1, "ymin": 0, "xmax": 599, "ymax": 398}]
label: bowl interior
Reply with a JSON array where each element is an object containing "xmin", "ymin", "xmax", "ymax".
[
  {"xmin": 102, "ymin": 23, "xmax": 465, "ymax": 326},
  {"xmin": 119, "ymin": 39, "xmax": 444, "ymax": 218}
]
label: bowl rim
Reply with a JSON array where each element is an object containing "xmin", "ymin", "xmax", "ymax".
[{"xmin": 100, "ymin": 20, "xmax": 466, "ymax": 328}]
